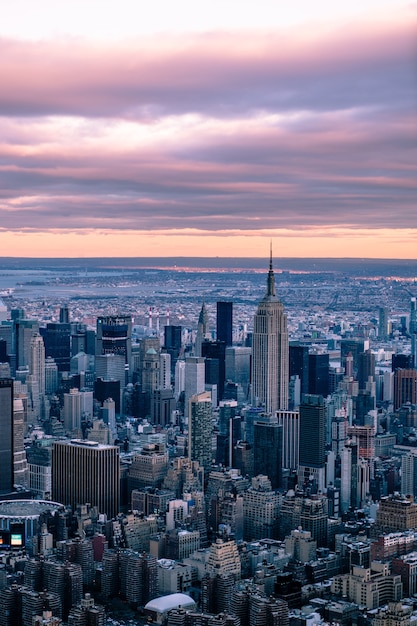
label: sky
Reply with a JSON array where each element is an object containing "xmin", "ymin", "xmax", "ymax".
[{"xmin": 0, "ymin": 0, "xmax": 416, "ymax": 258}]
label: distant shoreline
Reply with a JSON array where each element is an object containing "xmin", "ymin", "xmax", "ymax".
[{"xmin": 0, "ymin": 256, "xmax": 416, "ymax": 276}]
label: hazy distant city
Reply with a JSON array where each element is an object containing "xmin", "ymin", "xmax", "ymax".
[{"xmin": 0, "ymin": 256, "xmax": 417, "ymax": 625}]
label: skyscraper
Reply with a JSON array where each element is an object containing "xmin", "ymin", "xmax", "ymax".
[
  {"xmin": 195, "ymin": 302, "xmax": 210, "ymax": 357},
  {"xmin": 251, "ymin": 249, "xmax": 289, "ymax": 412},
  {"xmin": 0, "ymin": 379, "xmax": 14, "ymax": 494},
  {"xmin": 52, "ymin": 440, "xmax": 120, "ymax": 518},
  {"xmin": 298, "ymin": 394, "xmax": 326, "ymax": 491},
  {"xmin": 96, "ymin": 315, "xmax": 132, "ymax": 378},
  {"xmin": 216, "ymin": 301, "xmax": 233, "ymax": 346},
  {"xmin": 188, "ymin": 391, "xmax": 213, "ymax": 476}
]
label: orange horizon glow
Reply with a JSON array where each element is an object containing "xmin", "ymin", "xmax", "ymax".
[{"xmin": 0, "ymin": 228, "xmax": 416, "ymax": 260}]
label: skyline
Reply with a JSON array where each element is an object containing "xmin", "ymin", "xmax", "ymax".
[{"xmin": 0, "ymin": 1, "xmax": 416, "ymax": 258}]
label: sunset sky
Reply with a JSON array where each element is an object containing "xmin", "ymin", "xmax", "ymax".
[{"xmin": 0, "ymin": 0, "xmax": 416, "ymax": 258}]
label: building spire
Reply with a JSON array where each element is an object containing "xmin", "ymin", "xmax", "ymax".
[{"xmin": 266, "ymin": 241, "xmax": 276, "ymax": 297}]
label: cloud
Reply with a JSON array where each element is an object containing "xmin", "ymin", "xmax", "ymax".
[
  {"xmin": 0, "ymin": 8, "xmax": 415, "ymax": 247},
  {"xmin": 0, "ymin": 12, "xmax": 414, "ymax": 119}
]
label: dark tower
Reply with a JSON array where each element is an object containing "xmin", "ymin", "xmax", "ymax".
[
  {"xmin": 308, "ymin": 353, "xmax": 329, "ymax": 397},
  {"xmin": 0, "ymin": 379, "xmax": 14, "ymax": 494},
  {"xmin": 357, "ymin": 349, "xmax": 376, "ymax": 390},
  {"xmin": 41, "ymin": 322, "xmax": 71, "ymax": 372},
  {"xmin": 289, "ymin": 343, "xmax": 309, "ymax": 395},
  {"xmin": 202, "ymin": 340, "xmax": 226, "ymax": 400},
  {"xmin": 164, "ymin": 325, "xmax": 182, "ymax": 377},
  {"xmin": 299, "ymin": 394, "xmax": 326, "ymax": 469},
  {"xmin": 216, "ymin": 301, "xmax": 233, "ymax": 346},
  {"xmin": 253, "ymin": 419, "xmax": 283, "ymax": 489}
]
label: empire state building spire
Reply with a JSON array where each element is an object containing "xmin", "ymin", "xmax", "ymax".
[
  {"xmin": 266, "ymin": 240, "xmax": 276, "ymax": 298},
  {"xmin": 251, "ymin": 248, "xmax": 289, "ymax": 412}
]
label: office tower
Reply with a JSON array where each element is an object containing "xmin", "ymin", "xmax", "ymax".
[
  {"xmin": 0, "ymin": 339, "xmax": 8, "ymax": 363},
  {"xmin": 340, "ymin": 339, "xmax": 368, "ymax": 378},
  {"xmin": 71, "ymin": 324, "xmax": 96, "ymax": 357},
  {"xmin": 44, "ymin": 357, "xmax": 59, "ymax": 395},
  {"xmin": 101, "ymin": 397, "xmax": 116, "ymax": 436},
  {"xmin": 251, "ymin": 251, "xmax": 289, "ymax": 413},
  {"xmin": 298, "ymin": 394, "xmax": 326, "ymax": 491},
  {"xmin": 216, "ymin": 301, "xmax": 233, "ymax": 346},
  {"xmin": 58, "ymin": 306, "xmax": 69, "ymax": 324},
  {"xmin": 243, "ymin": 475, "xmax": 280, "ymax": 540},
  {"xmin": 202, "ymin": 340, "xmax": 226, "ymax": 400},
  {"xmin": 195, "ymin": 302, "xmax": 210, "ymax": 357},
  {"xmin": 42, "ymin": 322, "xmax": 71, "ymax": 372},
  {"xmin": 188, "ymin": 391, "xmax": 213, "ymax": 476},
  {"xmin": 225, "ymin": 346, "xmax": 251, "ymax": 386},
  {"xmin": 277, "ymin": 410, "xmax": 300, "ymax": 471},
  {"xmin": 253, "ymin": 419, "xmax": 283, "ymax": 489},
  {"xmin": 308, "ymin": 352, "xmax": 329, "ymax": 397},
  {"xmin": 63, "ymin": 388, "xmax": 82, "ymax": 433},
  {"xmin": 355, "ymin": 389, "xmax": 376, "ymax": 425},
  {"xmin": 289, "ymin": 343, "xmax": 309, "ymax": 395},
  {"xmin": 159, "ymin": 352, "xmax": 171, "ymax": 389},
  {"xmin": 16, "ymin": 319, "xmax": 39, "ymax": 369},
  {"xmin": 129, "ymin": 443, "xmax": 169, "ymax": 491},
  {"xmin": 151, "ymin": 388, "xmax": 176, "ymax": 426},
  {"xmin": 141, "ymin": 347, "xmax": 160, "ymax": 395},
  {"xmin": 411, "ymin": 298, "xmax": 417, "ymax": 367},
  {"xmin": 29, "ymin": 332, "xmax": 45, "ymax": 396},
  {"xmin": 70, "ymin": 351, "xmax": 90, "ymax": 375},
  {"xmin": 392, "ymin": 353, "xmax": 414, "ymax": 371},
  {"xmin": 0, "ymin": 378, "xmax": 13, "ymax": 494},
  {"xmin": 0, "ymin": 298, "xmax": 7, "ymax": 323},
  {"xmin": 379, "ymin": 307, "xmax": 389, "ymax": 339},
  {"xmin": 357, "ymin": 349, "xmax": 376, "ymax": 390},
  {"xmin": 164, "ymin": 324, "xmax": 182, "ymax": 377},
  {"xmin": 344, "ymin": 352, "xmax": 354, "ymax": 378},
  {"xmin": 329, "ymin": 366, "xmax": 344, "ymax": 394},
  {"xmin": 13, "ymin": 397, "xmax": 28, "ymax": 488},
  {"xmin": 96, "ymin": 315, "xmax": 132, "ymax": 377},
  {"xmin": 52, "ymin": 440, "xmax": 120, "ymax": 518},
  {"xmin": 95, "ymin": 353, "xmax": 125, "ymax": 393},
  {"xmin": 94, "ymin": 378, "xmax": 121, "ymax": 413},
  {"xmin": 184, "ymin": 357, "xmax": 205, "ymax": 419},
  {"xmin": 394, "ymin": 369, "xmax": 417, "ymax": 410}
]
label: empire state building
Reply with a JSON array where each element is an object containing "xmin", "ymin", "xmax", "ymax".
[{"xmin": 251, "ymin": 250, "xmax": 289, "ymax": 413}]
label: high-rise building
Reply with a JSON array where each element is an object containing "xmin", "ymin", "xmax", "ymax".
[
  {"xmin": 16, "ymin": 319, "xmax": 39, "ymax": 369},
  {"xmin": 379, "ymin": 307, "xmax": 389, "ymax": 339},
  {"xmin": 357, "ymin": 349, "xmax": 376, "ymax": 390},
  {"xmin": 0, "ymin": 378, "xmax": 14, "ymax": 494},
  {"xmin": 289, "ymin": 343, "xmax": 309, "ymax": 395},
  {"xmin": 52, "ymin": 440, "xmax": 120, "ymax": 518},
  {"xmin": 202, "ymin": 340, "xmax": 226, "ymax": 400},
  {"xmin": 188, "ymin": 391, "xmax": 213, "ymax": 476},
  {"xmin": 394, "ymin": 369, "xmax": 417, "ymax": 410},
  {"xmin": 195, "ymin": 302, "xmax": 210, "ymax": 357},
  {"xmin": 96, "ymin": 315, "xmax": 132, "ymax": 378},
  {"xmin": 251, "ymin": 251, "xmax": 289, "ymax": 413},
  {"xmin": 298, "ymin": 394, "xmax": 326, "ymax": 491},
  {"xmin": 44, "ymin": 357, "xmax": 59, "ymax": 395},
  {"xmin": 41, "ymin": 322, "xmax": 71, "ymax": 372},
  {"xmin": 13, "ymin": 397, "xmax": 28, "ymax": 488},
  {"xmin": 340, "ymin": 339, "xmax": 368, "ymax": 378},
  {"xmin": 308, "ymin": 352, "xmax": 329, "ymax": 397},
  {"xmin": 30, "ymin": 332, "xmax": 45, "ymax": 397},
  {"xmin": 184, "ymin": 357, "xmax": 205, "ymax": 419},
  {"xmin": 253, "ymin": 419, "xmax": 283, "ymax": 489},
  {"xmin": 216, "ymin": 302, "xmax": 233, "ymax": 346},
  {"xmin": 164, "ymin": 325, "xmax": 182, "ymax": 378},
  {"xmin": 63, "ymin": 388, "xmax": 82, "ymax": 433},
  {"xmin": 277, "ymin": 409, "xmax": 300, "ymax": 471}
]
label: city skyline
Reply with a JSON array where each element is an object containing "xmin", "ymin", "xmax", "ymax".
[{"xmin": 0, "ymin": 0, "xmax": 416, "ymax": 259}]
